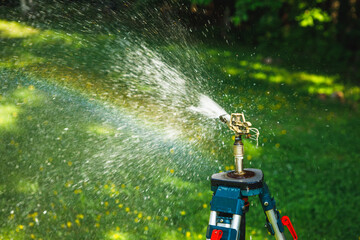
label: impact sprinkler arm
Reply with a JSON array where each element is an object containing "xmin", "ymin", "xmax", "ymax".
[{"xmin": 219, "ymin": 113, "xmax": 259, "ymax": 175}]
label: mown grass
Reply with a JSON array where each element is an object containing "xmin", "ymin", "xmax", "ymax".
[{"xmin": 0, "ymin": 8, "xmax": 360, "ymax": 240}]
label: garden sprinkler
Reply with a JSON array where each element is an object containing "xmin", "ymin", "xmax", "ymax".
[{"xmin": 206, "ymin": 113, "xmax": 297, "ymax": 240}]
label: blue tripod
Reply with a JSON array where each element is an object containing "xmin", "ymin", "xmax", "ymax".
[
  {"xmin": 206, "ymin": 113, "xmax": 296, "ymax": 240},
  {"xmin": 206, "ymin": 168, "xmax": 286, "ymax": 240}
]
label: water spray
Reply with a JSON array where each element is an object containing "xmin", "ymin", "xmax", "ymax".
[{"xmin": 206, "ymin": 112, "xmax": 297, "ymax": 240}]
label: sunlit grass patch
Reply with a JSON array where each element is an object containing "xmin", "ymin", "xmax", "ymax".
[
  {"xmin": 105, "ymin": 230, "xmax": 129, "ymax": 240},
  {"xmin": 22, "ymin": 30, "xmax": 86, "ymax": 48},
  {"xmin": 12, "ymin": 87, "xmax": 45, "ymax": 106},
  {"xmin": 16, "ymin": 179, "xmax": 39, "ymax": 194},
  {"xmin": 0, "ymin": 104, "xmax": 20, "ymax": 129},
  {"xmin": 160, "ymin": 229, "xmax": 184, "ymax": 240},
  {"xmin": 0, "ymin": 53, "xmax": 44, "ymax": 69},
  {"xmin": 161, "ymin": 176, "xmax": 195, "ymax": 190},
  {"xmin": 87, "ymin": 124, "xmax": 117, "ymax": 136},
  {"xmin": 0, "ymin": 228, "xmax": 26, "ymax": 240},
  {"xmin": 0, "ymin": 20, "xmax": 39, "ymax": 38},
  {"xmin": 243, "ymin": 140, "xmax": 262, "ymax": 159}
]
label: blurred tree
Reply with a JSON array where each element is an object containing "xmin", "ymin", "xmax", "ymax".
[{"xmin": 20, "ymin": 0, "xmax": 33, "ymax": 13}]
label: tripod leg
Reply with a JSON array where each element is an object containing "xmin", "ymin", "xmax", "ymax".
[
  {"xmin": 259, "ymin": 182, "xmax": 286, "ymax": 240},
  {"xmin": 239, "ymin": 214, "xmax": 245, "ymax": 240}
]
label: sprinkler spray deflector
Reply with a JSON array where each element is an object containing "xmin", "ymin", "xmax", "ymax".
[{"xmin": 219, "ymin": 113, "xmax": 259, "ymax": 176}]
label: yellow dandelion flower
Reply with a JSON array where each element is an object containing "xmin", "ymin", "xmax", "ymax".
[
  {"xmin": 29, "ymin": 222, "xmax": 34, "ymax": 227},
  {"xmin": 180, "ymin": 211, "xmax": 186, "ymax": 216},
  {"xmin": 53, "ymin": 215, "xmax": 57, "ymax": 220},
  {"xmin": 116, "ymin": 226, "xmax": 120, "ymax": 231},
  {"xmin": 146, "ymin": 216, "xmax": 152, "ymax": 220},
  {"xmin": 115, "ymin": 199, "xmax": 120, "ymax": 204},
  {"xmin": 134, "ymin": 210, "xmax": 138, "ymax": 214},
  {"xmin": 197, "ymin": 234, "xmax": 203, "ymax": 239},
  {"xmin": 113, "ymin": 233, "xmax": 120, "ymax": 239},
  {"xmin": 275, "ymin": 143, "xmax": 280, "ymax": 148},
  {"xmin": 28, "ymin": 85, "xmax": 35, "ymax": 91},
  {"xmin": 137, "ymin": 213, "xmax": 143, "ymax": 219},
  {"xmin": 75, "ymin": 219, "xmax": 80, "ymax": 226},
  {"xmin": 61, "ymin": 223, "xmax": 65, "ymax": 228},
  {"xmin": 104, "ymin": 201, "xmax": 109, "ymax": 207},
  {"xmin": 76, "ymin": 214, "xmax": 84, "ymax": 219},
  {"xmin": 225, "ymin": 166, "xmax": 230, "ymax": 171},
  {"xmin": 134, "ymin": 218, "xmax": 140, "ymax": 223},
  {"xmin": 104, "ymin": 184, "xmax": 109, "ymax": 189},
  {"xmin": 281, "ymin": 130, "xmax": 287, "ymax": 135},
  {"xmin": 67, "ymin": 221, "xmax": 72, "ymax": 228},
  {"xmin": 67, "ymin": 161, "xmax": 73, "ymax": 167},
  {"xmin": 186, "ymin": 231, "xmax": 191, "ymax": 238},
  {"xmin": 258, "ymin": 104, "xmax": 264, "ymax": 110},
  {"xmin": 170, "ymin": 169, "xmax": 174, "ymax": 174},
  {"xmin": 230, "ymin": 165, "xmax": 235, "ymax": 170},
  {"xmin": 135, "ymin": 186, "xmax": 140, "ymax": 190},
  {"xmin": 178, "ymin": 227, "xmax": 182, "ymax": 231},
  {"xmin": 203, "ymin": 204, "xmax": 208, "ymax": 208},
  {"xmin": 144, "ymin": 226, "xmax": 149, "ymax": 231},
  {"xmin": 232, "ymin": 135, "xmax": 235, "ymax": 141},
  {"xmin": 65, "ymin": 181, "xmax": 73, "ymax": 188},
  {"xmin": 121, "ymin": 184, "xmax": 126, "ymax": 189},
  {"xmin": 170, "ymin": 148, "xmax": 174, "ymax": 153},
  {"xmin": 106, "ymin": 211, "xmax": 110, "ymax": 215},
  {"xmin": 163, "ymin": 216, "xmax": 168, "ymax": 221},
  {"xmin": 74, "ymin": 189, "xmax": 82, "ymax": 194},
  {"xmin": 247, "ymin": 155, "xmax": 252, "ymax": 161},
  {"xmin": 251, "ymin": 230, "xmax": 256, "ymax": 235},
  {"xmin": 39, "ymin": 167, "xmax": 44, "ymax": 171},
  {"xmin": 95, "ymin": 223, "xmax": 100, "ymax": 228},
  {"xmin": 18, "ymin": 225, "xmax": 24, "ymax": 230},
  {"xmin": 30, "ymin": 234, "xmax": 36, "ymax": 239},
  {"xmin": 125, "ymin": 207, "xmax": 130, "ymax": 212},
  {"xmin": 197, "ymin": 192, "xmax": 202, "ymax": 197},
  {"xmin": 118, "ymin": 204, "xmax": 123, "ymax": 208}
]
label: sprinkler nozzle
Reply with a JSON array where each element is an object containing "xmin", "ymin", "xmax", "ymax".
[{"xmin": 219, "ymin": 114, "xmax": 231, "ymax": 127}]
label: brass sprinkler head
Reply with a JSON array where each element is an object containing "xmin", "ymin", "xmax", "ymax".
[{"xmin": 220, "ymin": 113, "xmax": 260, "ymax": 175}]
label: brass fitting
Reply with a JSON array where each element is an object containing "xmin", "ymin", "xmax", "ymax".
[{"xmin": 219, "ymin": 113, "xmax": 260, "ymax": 175}]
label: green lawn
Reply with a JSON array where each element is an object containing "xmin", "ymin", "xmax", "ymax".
[{"xmin": 0, "ymin": 9, "xmax": 360, "ymax": 240}]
